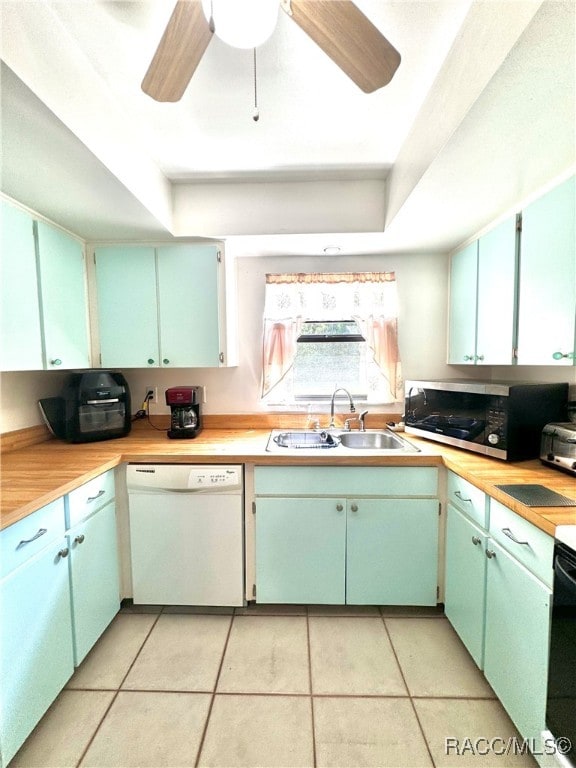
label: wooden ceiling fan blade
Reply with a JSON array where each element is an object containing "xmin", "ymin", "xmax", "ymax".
[
  {"xmin": 142, "ymin": 0, "xmax": 213, "ymax": 102},
  {"xmin": 283, "ymin": 0, "xmax": 400, "ymax": 93}
]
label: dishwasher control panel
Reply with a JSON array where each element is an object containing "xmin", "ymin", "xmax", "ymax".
[
  {"xmin": 127, "ymin": 464, "xmax": 243, "ymax": 493},
  {"xmin": 187, "ymin": 467, "xmax": 241, "ymax": 489}
]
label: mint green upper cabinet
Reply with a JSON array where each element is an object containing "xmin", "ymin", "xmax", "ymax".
[
  {"xmin": 156, "ymin": 245, "xmax": 222, "ymax": 367},
  {"xmin": 448, "ymin": 216, "xmax": 517, "ymax": 365},
  {"xmin": 35, "ymin": 220, "xmax": 90, "ymax": 369},
  {"xmin": 517, "ymin": 175, "xmax": 575, "ymax": 364},
  {"xmin": 475, "ymin": 216, "xmax": 518, "ymax": 364},
  {"xmin": 346, "ymin": 498, "xmax": 439, "ymax": 605},
  {"xmin": 484, "ymin": 538, "xmax": 551, "ymax": 744},
  {"xmin": 0, "ymin": 202, "xmax": 43, "ymax": 370},
  {"xmin": 448, "ymin": 241, "xmax": 478, "ymax": 364},
  {"xmin": 95, "ymin": 244, "xmax": 225, "ymax": 368},
  {"xmin": 255, "ymin": 497, "xmax": 346, "ymax": 604},
  {"xmin": 95, "ymin": 247, "xmax": 159, "ymax": 367}
]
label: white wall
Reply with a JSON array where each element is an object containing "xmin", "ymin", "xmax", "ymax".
[
  {"xmin": 3, "ymin": 250, "xmax": 574, "ymax": 433},
  {"xmin": 1, "ymin": 252, "xmax": 450, "ymax": 431}
]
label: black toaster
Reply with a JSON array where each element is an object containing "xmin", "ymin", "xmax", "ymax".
[{"xmin": 540, "ymin": 422, "xmax": 576, "ymax": 475}]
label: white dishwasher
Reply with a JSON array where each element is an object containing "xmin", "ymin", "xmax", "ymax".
[{"xmin": 127, "ymin": 464, "xmax": 244, "ymax": 606}]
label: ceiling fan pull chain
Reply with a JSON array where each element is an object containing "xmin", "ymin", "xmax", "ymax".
[{"xmin": 252, "ymin": 47, "xmax": 260, "ymax": 122}]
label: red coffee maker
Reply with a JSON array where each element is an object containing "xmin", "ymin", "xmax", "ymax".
[{"xmin": 165, "ymin": 386, "xmax": 202, "ymax": 439}]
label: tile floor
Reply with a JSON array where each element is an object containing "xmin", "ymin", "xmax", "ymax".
[{"xmin": 11, "ymin": 603, "xmax": 537, "ymax": 768}]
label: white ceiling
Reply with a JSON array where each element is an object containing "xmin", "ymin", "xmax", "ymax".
[{"xmin": 1, "ymin": 0, "xmax": 575, "ymax": 255}]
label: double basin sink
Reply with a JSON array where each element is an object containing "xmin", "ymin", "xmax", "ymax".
[{"xmin": 266, "ymin": 428, "xmax": 419, "ymax": 454}]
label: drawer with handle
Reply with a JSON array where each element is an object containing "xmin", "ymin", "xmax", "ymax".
[
  {"xmin": 488, "ymin": 498, "xmax": 554, "ymax": 587},
  {"xmin": 0, "ymin": 498, "xmax": 66, "ymax": 579},
  {"xmin": 66, "ymin": 470, "xmax": 115, "ymax": 528},
  {"xmin": 447, "ymin": 471, "xmax": 487, "ymax": 527}
]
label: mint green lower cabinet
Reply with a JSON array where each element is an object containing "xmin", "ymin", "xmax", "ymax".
[
  {"xmin": 0, "ymin": 540, "xmax": 74, "ymax": 766},
  {"xmin": 444, "ymin": 503, "xmax": 487, "ymax": 667},
  {"xmin": 346, "ymin": 499, "xmax": 439, "ymax": 605},
  {"xmin": 484, "ymin": 538, "xmax": 551, "ymax": 745},
  {"xmin": 68, "ymin": 503, "xmax": 120, "ymax": 665},
  {"xmin": 255, "ymin": 497, "xmax": 346, "ymax": 604}
]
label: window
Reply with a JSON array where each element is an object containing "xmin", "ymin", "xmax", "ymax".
[{"xmin": 261, "ymin": 273, "xmax": 402, "ymax": 405}]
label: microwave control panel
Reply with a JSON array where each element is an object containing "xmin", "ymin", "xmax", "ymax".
[{"xmin": 486, "ymin": 397, "xmax": 508, "ymax": 447}]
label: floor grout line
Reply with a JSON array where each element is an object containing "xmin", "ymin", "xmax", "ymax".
[
  {"xmin": 74, "ymin": 609, "xmax": 163, "ymax": 768},
  {"xmin": 193, "ymin": 610, "xmax": 235, "ymax": 768},
  {"xmin": 381, "ymin": 613, "xmax": 438, "ymax": 768}
]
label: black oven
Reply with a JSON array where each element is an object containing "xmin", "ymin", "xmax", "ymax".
[{"xmin": 546, "ymin": 538, "xmax": 576, "ymax": 766}]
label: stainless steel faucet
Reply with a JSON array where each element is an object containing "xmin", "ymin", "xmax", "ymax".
[
  {"xmin": 344, "ymin": 410, "xmax": 369, "ymax": 431},
  {"xmin": 329, "ymin": 387, "xmax": 355, "ymax": 428}
]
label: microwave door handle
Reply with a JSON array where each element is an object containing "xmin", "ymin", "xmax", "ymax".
[
  {"xmin": 86, "ymin": 398, "xmax": 120, "ymax": 405},
  {"xmin": 555, "ymin": 554, "xmax": 576, "ymax": 590}
]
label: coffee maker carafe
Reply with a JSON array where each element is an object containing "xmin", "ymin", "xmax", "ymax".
[{"xmin": 166, "ymin": 386, "xmax": 202, "ymax": 439}]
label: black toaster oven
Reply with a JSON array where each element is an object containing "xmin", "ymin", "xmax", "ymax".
[{"xmin": 39, "ymin": 370, "xmax": 131, "ymax": 443}]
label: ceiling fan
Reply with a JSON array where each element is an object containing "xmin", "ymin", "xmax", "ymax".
[{"xmin": 141, "ymin": 0, "xmax": 401, "ymax": 102}]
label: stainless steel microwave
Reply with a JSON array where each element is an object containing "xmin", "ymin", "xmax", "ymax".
[{"xmin": 404, "ymin": 379, "xmax": 568, "ymax": 461}]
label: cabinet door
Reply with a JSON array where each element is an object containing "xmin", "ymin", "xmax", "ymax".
[
  {"xmin": 157, "ymin": 245, "xmax": 222, "ymax": 367},
  {"xmin": 448, "ymin": 241, "xmax": 478, "ymax": 364},
  {"xmin": 95, "ymin": 246, "xmax": 159, "ymax": 367},
  {"xmin": 517, "ymin": 176, "xmax": 575, "ymax": 364},
  {"xmin": 68, "ymin": 503, "xmax": 120, "ymax": 665},
  {"xmin": 346, "ymin": 499, "xmax": 439, "ymax": 605},
  {"xmin": 0, "ymin": 201, "xmax": 43, "ymax": 370},
  {"xmin": 0, "ymin": 541, "xmax": 74, "ymax": 766},
  {"xmin": 444, "ymin": 503, "xmax": 487, "ymax": 667},
  {"xmin": 484, "ymin": 539, "xmax": 551, "ymax": 743},
  {"xmin": 255, "ymin": 497, "xmax": 346, "ymax": 604},
  {"xmin": 476, "ymin": 216, "xmax": 518, "ymax": 365},
  {"xmin": 36, "ymin": 220, "xmax": 90, "ymax": 369}
]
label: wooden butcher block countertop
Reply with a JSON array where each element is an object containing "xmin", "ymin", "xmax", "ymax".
[{"xmin": 1, "ymin": 417, "xmax": 575, "ymax": 535}]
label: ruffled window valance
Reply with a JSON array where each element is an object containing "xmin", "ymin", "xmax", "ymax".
[{"xmin": 261, "ymin": 272, "xmax": 402, "ymax": 402}]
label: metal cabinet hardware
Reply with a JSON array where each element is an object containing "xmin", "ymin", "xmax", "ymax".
[
  {"xmin": 147, "ymin": 358, "xmax": 155, "ymax": 365},
  {"xmin": 486, "ymin": 549, "xmax": 496, "ymax": 559},
  {"xmin": 552, "ymin": 351, "xmax": 574, "ymax": 360},
  {"xmin": 57, "ymin": 547, "xmax": 69, "ymax": 559},
  {"xmin": 471, "ymin": 536, "xmax": 482, "ymax": 546},
  {"xmin": 455, "ymin": 490, "xmax": 472, "ymax": 503},
  {"xmin": 336, "ymin": 504, "xmax": 343, "ymax": 512},
  {"xmin": 16, "ymin": 528, "xmax": 48, "ymax": 549},
  {"xmin": 87, "ymin": 490, "xmax": 106, "ymax": 503},
  {"xmin": 50, "ymin": 358, "xmax": 62, "ymax": 366},
  {"xmin": 74, "ymin": 534, "xmax": 85, "ymax": 544},
  {"xmin": 163, "ymin": 358, "xmax": 170, "ymax": 365},
  {"xmin": 350, "ymin": 503, "xmax": 359, "ymax": 512},
  {"xmin": 502, "ymin": 527, "xmax": 530, "ymax": 546}
]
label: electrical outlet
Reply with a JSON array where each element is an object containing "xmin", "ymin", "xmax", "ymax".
[{"xmin": 145, "ymin": 386, "xmax": 157, "ymax": 403}]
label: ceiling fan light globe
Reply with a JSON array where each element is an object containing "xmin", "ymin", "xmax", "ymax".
[{"xmin": 201, "ymin": 0, "xmax": 279, "ymax": 49}]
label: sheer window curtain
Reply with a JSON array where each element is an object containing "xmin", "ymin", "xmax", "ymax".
[{"xmin": 261, "ymin": 272, "xmax": 403, "ymax": 402}]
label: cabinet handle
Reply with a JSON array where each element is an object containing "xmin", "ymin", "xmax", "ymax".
[
  {"xmin": 219, "ymin": 352, "xmax": 225, "ymax": 364},
  {"xmin": 552, "ymin": 351, "xmax": 574, "ymax": 360},
  {"xmin": 163, "ymin": 358, "xmax": 170, "ymax": 365},
  {"xmin": 16, "ymin": 527, "xmax": 48, "ymax": 549},
  {"xmin": 486, "ymin": 549, "xmax": 496, "ymax": 559},
  {"xmin": 87, "ymin": 489, "xmax": 106, "ymax": 503},
  {"xmin": 463, "ymin": 354, "xmax": 475, "ymax": 361},
  {"xmin": 336, "ymin": 504, "xmax": 343, "ymax": 512},
  {"xmin": 475, "ymin": 354, "xmax": 484, "ymax": 362},
  {"xmin": 471, "ymin": 536, "xmax": 482, "ymax": 546},
  {"xmin": 147, "ymin": 358, "xmax": 155, "ymax": 365},
  {"xmin": 50, "ymin": 358, "xmax": 62, "ymax": 366},
  {"xmin": 350, "ymin": 503, "xmax": 358, "ymax": 512},
  {"xmin": 74, "ymin": 534, "xmax": 85, "ymax": 544},
  {"xmin": 454, "ymin": 490, "xmax": 472, "ymax": 503},
  {"xmin": 57, "ymin": 547, "xmax": 69, "ymax": 559},
  {"xmin": 501, "ymin": 527, "xmax": 530, "ymax": 546}
]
